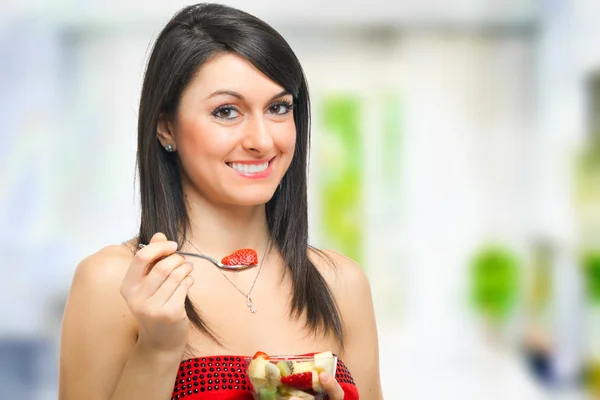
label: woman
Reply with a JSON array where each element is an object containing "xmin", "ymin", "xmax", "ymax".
[{"xmin": 59, "ymin": 3, "xmax": 382, "ymax": 399}]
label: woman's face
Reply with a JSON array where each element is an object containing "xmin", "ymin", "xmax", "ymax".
[{"xmin": 158, "ymin": 53, "xmax": 296, "ymax": 207}]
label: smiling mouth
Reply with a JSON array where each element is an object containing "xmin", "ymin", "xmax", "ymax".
[{"xmin": 226, "ymin": 158, "xmax": 274, "ymax": 174}]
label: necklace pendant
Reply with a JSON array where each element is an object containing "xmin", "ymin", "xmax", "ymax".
[{"xmin": 247, "ymin": 295, "xmax": 257, "ymax": 314}]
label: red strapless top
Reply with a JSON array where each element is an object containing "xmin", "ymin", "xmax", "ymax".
[{"xmin": 171, "ymin": 354, "xmax": 359, "ymax": 399}]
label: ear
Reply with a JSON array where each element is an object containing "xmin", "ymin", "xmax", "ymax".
[{"xmin": 157, "ymin": 113, "xmax": 176, "ymax": 151}]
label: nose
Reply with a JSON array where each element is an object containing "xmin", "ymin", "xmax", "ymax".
[{"xmin": 242, "ymin": 117, "xmax": 274, "ymax": 154}]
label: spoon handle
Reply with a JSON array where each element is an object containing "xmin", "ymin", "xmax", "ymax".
[{"xmin": 174, "ymin": 250, "xmax": 221, "ymax": 266}]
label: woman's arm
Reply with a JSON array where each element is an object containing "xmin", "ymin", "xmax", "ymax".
[
  {"xmin": 59, "ymin": 236, "xmax": 192, "ymax": 400},
  {"xmin": 320, "ymin": 250, "xmax": 384, "ymax": 399}
]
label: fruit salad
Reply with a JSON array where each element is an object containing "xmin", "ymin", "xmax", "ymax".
[{"xmin": 245, "ymin": 351, "xmax": 337, "ymax": 400}]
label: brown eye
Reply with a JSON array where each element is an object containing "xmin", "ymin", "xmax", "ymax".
[
  {"xmin": 218, "ymin": 109, "xmax": 231, "ymax": 118},
  {"xmin": 269, "ymin": 102, "xmax": 293, "ymax": 115},
  {"xmin": 212, "ymin": 106, "xmax": 240, "ymax": 120}
]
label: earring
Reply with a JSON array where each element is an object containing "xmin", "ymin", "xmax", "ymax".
[{"xmin": 165, "ymin": 144, "xmax": 174, "ymax": 152}]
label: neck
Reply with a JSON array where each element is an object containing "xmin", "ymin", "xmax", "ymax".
[{"xmin": 183, "ymin": 194, "xmax": 271, "ymax": 258}]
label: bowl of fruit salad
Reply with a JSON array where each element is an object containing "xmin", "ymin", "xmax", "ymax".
[{"xmin": 245, "ymin": 351, "xmax": 338, "ymax": 400}]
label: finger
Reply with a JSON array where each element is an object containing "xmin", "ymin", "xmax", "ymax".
[
  {"xmin": 150, "ymin": 261, "xmax": 194, "ymax": 305},
  {"xmin": 163, "ymin": 275, "xmax": 194, "ymax": 311},
  {"xmin": 143, "ymin": 253, "xmax": 188, "ymax": 295},
  {"xmin": 124, "ymin": 239, "xmax": 178, "ymax": 285},
  {"xmin": 149, "ymin": 232, "xmax": 168, "ymax": 244},
  {"xmin": 319, "ymin": 372, "xmax": 344, "ymax": 400}
]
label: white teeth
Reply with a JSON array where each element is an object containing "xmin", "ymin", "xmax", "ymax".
[{"xmin": 230, "ymin": 161, "xmax": 269, "ymax": 173}]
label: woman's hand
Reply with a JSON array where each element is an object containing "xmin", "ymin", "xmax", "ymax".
[
  {"xmin": 119, "ymin": 232, "xmax": 194, "ymax": 354},
  {"xmin": 289, "ymin": 372, "xmax": 345, "ymax": 400}
]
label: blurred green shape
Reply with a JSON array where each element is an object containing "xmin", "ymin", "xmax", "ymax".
[
  {"xmin": 469, "ymin": 244, "xmax": 520, "ymax": 322},
  {"xmin": 319, "ymin": 95, "xmax": 363, "ymax": 265},
  {"xmin": 580, "ymin": 250, "xmax": 600, "ymax": 305}
]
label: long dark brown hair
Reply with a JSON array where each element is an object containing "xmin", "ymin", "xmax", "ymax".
[{"xmin": 136, "ymin": 3, "xmax": 343, "ymax": 346}]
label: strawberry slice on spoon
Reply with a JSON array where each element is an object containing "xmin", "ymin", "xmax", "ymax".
[{"xmin": 221, "ymin": 248, "xmax": 259, "ymax": 267}]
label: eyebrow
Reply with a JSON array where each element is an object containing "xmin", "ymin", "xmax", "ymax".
[{"xmin": 207, "ymin": 89, "xmax": 291, "ymax": 102}]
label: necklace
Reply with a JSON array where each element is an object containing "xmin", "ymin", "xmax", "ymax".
[{"xmin": 185, "ymin": 238, "xmax": 269, "ymax": 314}]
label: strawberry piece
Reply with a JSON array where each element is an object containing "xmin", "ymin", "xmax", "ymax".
[
  {"xmin": 221, "ymin": 248, "xmax": 258, "ymax": 266},
  {"xmin": 281, "ymin": 372, "xmax": 313, "ymax": 391},
  {"xmin": 252, "ymin": 351, "xmax": 269, "ymax": 360}
]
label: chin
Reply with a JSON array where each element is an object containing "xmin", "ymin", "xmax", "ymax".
[{"xmin": 227, "ymin": 189, "xmax": 277, "ymax": 207}]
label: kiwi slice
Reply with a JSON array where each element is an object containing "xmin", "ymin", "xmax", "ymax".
[{"xmin": 276, "ymin": 361, "xmax": 292, "ymax": 377}]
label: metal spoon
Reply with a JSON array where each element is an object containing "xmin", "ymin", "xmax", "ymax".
[{"xmin": 137, "ymin": 243, "xmax": 256, "ymax": 271}]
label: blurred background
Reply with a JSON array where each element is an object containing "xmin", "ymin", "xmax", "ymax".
[{"xmin": 2, "ymin": 0, "xmax": 600, "ymax": 398}]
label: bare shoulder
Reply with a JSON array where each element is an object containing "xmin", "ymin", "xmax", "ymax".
[
  {"xmin": 72, "ymin": 243, "xmax": 135, "ymax": 287},
  {"xmin": 66, "ymin": 243, "xmax": 137, "ymax": 326},
  {"xmin": 60, "ymin": 243, "xmax": 138, "ymax": 399},
  {"xmin": 65, "ymin": 242, "xmax": 137, "ymax": 332},
  {"xmin": 308, "ymin": 248, "xmax": 374, "ymax": 338},
  {"xmin": 309, "ymin": 248, "xmax": 383, "ymax": 399},
  {"xmin": 309, "ymin": 248, "xmax": 371, "ymax": 298}
]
